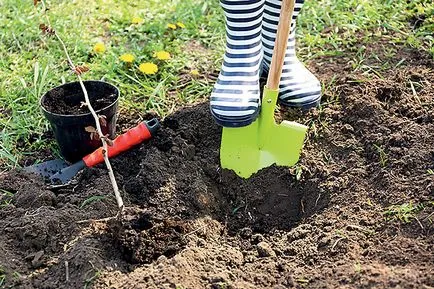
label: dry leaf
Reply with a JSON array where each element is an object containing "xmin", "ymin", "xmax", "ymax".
[
  {"xmin": 84, "ymin": 126, "xmax": 97, "ymax": 133},
  {"xmin": 73, "ymin": 65, "xmax": 90, "ymax": 75},
  {"xmin": 34, "ymin": 0, "xmax": 40, "ymax": 6},
  {"xmin": 98, "ymin": 115, "xmax": 107, "ymax": 127},
  {"xmin": 90, "ymin": 132, "xmax": 101, "ymax": 141},
  {"xmin": 39, "ymin": 23, "xmax": 55, "ymax": 36}
]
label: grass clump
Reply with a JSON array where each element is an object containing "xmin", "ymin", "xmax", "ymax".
[
  {"xmin": 383, "ymin": 202, "xmax": 425, "ymax": 223},
  {"xmin": 0, "ymin": 189, "xmax": 14, "ymax": 208}
]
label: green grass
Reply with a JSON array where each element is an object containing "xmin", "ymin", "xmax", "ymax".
[
  {"xmin": 383, "ymin": 202, "xmax": 426, "ymax": 224},
  {"xmin": 0, "ymin": 266, "xmax": 5, "ymax": 287},
  {"xmin": 0, "ymin": 0, "xmax": 433, "ymax": 168},
  {"xmin": 83, "ymin": 270, "xmax": 101, "ymax": 289},
  {"xmin": 373, "ymin": 144, "xmax": 388, "ymax": 168},
  {"xmin": 80, "ymin": 195, "xmax": 106, "ymax": 209},
  {"xmin": 0, "ymin": 189, "xmax": 14, "ymax": 208}
]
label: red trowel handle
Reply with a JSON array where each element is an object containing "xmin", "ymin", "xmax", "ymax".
[{"xmin": 83, "ymin": 118, "xmax": 160, "ymax": 167}]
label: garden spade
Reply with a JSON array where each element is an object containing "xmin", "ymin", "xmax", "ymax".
[
  {"xmin": 220, "ymin": 0, "xmax": 308, "ymax": 178},
  {"xmin": 25, "ymin": 118, "xmax": 160, "ymax": 185}
]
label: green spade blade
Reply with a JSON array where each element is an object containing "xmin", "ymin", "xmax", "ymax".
[{"xmin": 220, "ymin": 87, "xmax": 308, "ymax": 178}]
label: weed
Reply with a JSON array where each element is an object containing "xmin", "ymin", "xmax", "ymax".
[
  {"xmin": 296, "ymin": 277, "xmax": 309, "ymax": 287},
  {"xmin": 373, "ymin": 144, "xmax": 388, "ymax": 167},
  {"xmin": 0, "ymin": 266, "xmax": 5, "ymax": 287},
  {"xmin": 427, "ymin": 169, "xmax": 434, "ymax": 175},
  {"xmin": 364, "ymin": 198, "xmax": 375, "ymax": 208},
  {"xmin": 12, "ymin": 271, "xmax": 22, "ymax": 281},
  {"xmin": 334, "ymin": 229, "xmax": 348, "ymax": 239},
  {"xmin": 295, "ymin": 165, "xmax": 303, "ymax": 181},
  {"xmin": 323, "ymin": 75, "xmax": 339, "ymax": 103},
  {"xmin": 232, "ymin": 205, "xmax": 244, "ymax": 215},
  {"xmin": 384, "ymin": 202, "xmax": 425, "ymax": 223},
  {"xmin": 83, "ymin": 270, "xmax": 101, "ymax": 289},
  {"xmin": 354, "ymin": 262, "xmax": 362, "ymax": 274},
  {"xmin": 0, "ymin": 189, "xmax": 14, "ymax": 207},
  {"xmin": 80, "ymin": 195, "xmax": 106, "ymax": 209}
]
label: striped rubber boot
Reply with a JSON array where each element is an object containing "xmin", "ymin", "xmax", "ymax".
[
  {"xmin": 262, "ymin": 0, "xmax": 321, "ymax": 109},
  {"xmin": 210, "ymin": 0, "xmax": 265, "ymax": 127}
]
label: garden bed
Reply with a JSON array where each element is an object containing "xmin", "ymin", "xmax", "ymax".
[{"xmin": 0, "ymin": 46, "xmax": 433, "ymax": 289}]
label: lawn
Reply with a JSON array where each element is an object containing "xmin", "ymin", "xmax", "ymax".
[{"xmin": 0, "ymin": 0, "xmax": 432, "ymax": 168}]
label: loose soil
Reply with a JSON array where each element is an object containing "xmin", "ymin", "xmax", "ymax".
[
  {"xmin": 42, "ymin": 81, "xmax": 118, "ymax": 115},
  {"xmin": 1, "ymin": 43, "xmax": 433, "ymax": 289}
]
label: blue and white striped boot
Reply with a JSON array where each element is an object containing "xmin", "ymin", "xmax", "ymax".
[
  {"xmin": 262, "ymin": 0, "xmax": 321, "ymax": 108},
  {"xmin": 210, "ymin": 0, "xmax": 265, "ymax": 127}
]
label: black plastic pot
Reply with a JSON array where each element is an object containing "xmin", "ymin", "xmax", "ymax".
[{"xmin": 41, "ymin": 80, "xmax": 119, "ymax": 163}]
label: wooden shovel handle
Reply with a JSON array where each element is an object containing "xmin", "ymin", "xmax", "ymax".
[{"xmin": 266, "ymin": 0, "xmax": 295, "ymax": 90}]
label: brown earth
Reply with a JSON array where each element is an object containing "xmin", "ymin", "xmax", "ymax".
[{"xmin": 0, "ymin": 44, "xmax": 433, "ymax": 289}]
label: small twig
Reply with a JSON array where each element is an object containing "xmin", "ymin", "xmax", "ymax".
[
  {"xmin": 314, "ymin": 193, "xmax": 321, "ymax": 207},
  {"xmin": 182, "ymin": 225, "xmax": 207, "ymax": 240},
  {"xmin": 347, "ymin": 224, "xmax": 375, "ymax": 235},
  {"xmin": 331, "ymin": 237, "xmax": 346, "ymax": 252},
  {"xmin": 409, "ymin": 81, "xmax": 421, "ymax": 105},
  {"xmin": 65, "ymin": 261, "xmax": 69, "ymax": 282},
  {"xmin": 423, "ymin": 212, "xmax": 434, "ymax": 221},
  {"xmin": 413, "ymin": 216, "xmax": 424, "ymax": 231},
  {"xmin": 300, "ymin": 199, "xmax": 305, "ymax": 214},
  {"xmin": 76, "ymin": 216, "xmax": 117, "ymax": 224}
]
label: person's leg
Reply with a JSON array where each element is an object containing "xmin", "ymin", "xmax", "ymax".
[
  {"xmin": 262, "ymin": 0, "xmax": 321, "ymax": 108},
  {"xmin": 210, "ymin": 0, "xmax": 265, "ymax": 127}
]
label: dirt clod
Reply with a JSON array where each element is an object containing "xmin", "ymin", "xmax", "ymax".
[{"xmin": 257, "ymin": 241, "xmax": 276, "ymax": 258}]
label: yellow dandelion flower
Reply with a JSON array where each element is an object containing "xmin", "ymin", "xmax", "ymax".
[
  {"xmin": 119, "ymin": 53, "xmax": 135, "ymax": 63},
  {"xmin": 176, "ymin": 22, "xmax": 186, "ymax": 29},
  {"xmin": 93, "ymin": 42, "xmax": 106, "ymax": 54},
  {"xmin": 190, "ymin": 69, "xmax": 200, "ymax": 76},
  {"xmin": 154, "ymin": 51, "xmax": 171, "ymax": 61},
  {"xmin": 167, "ymin": 23, "xmax": 177, "ymax": 30},
  {"xmin": 139, "ymin": 62, "xmax": 158, "ymax": 75},
  {"xmin": 132, "ymin": 16, "xmax": 144, "ymax": 24}
]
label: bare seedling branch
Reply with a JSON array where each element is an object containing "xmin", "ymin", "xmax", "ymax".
[{"xmin": 35, "ymin": 0, "xmax": 124, "ymax": 212}]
